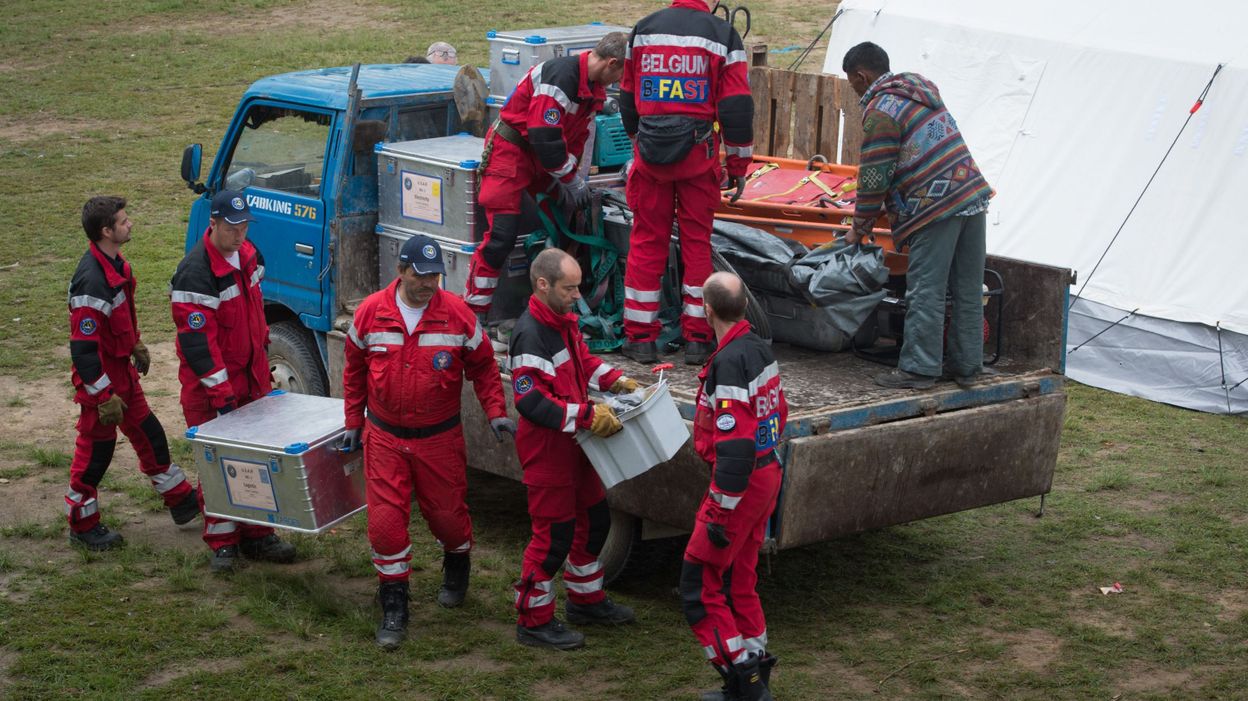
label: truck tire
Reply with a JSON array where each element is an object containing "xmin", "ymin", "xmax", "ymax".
[
  {"xmin": 598, "ymin": 509, "xmax": 685, "ymax": 585},
  {"xmin": 268, "ymin": 320, "xmax": 328, "ymax": 397}
]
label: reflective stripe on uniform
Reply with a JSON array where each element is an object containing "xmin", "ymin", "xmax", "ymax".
[
  {"xmin": 515, "ymin": 578, "xmax": 555, "ymax": 609},
  {"xmin": 551, "ymin": 348, "xmax": 571, "ymax": 368},
  {"xmin": 473, "ymin": 275, "xmax": 499, "ymax": 289},
  {"xmin": 624, "ymin": 307, "xmax": 660, "ymax": 323},
  {"xmin": 565, "ymin": 578, "xmax": 604, "ymax": 594},
  {"xmin": 681, "ymin": 284, "xmax": 704, "ymax": 300},
  {"xmin": 217, "ymin": 284, "xmax": 242, "ymax": 302},
  {"xmin": 444, "ymin": 540, "xmax": 472, "ymax": 554},
  {"xmin": 170, "ymin": 290, "xmax": 220, "ymax": 309},
  {"xmin": 749, "ymin": 362, "xmax": 781, "ymax": 395},
  {"xmin": 531, "ymin": 65, "xmax": 579, "ymax": 114},
  {"xmin": 511, "ymin": 353, "xmax": 555, "ymax": 376},
  {"xmin": 683, "ymin": 302, "xmax": 706, "ymax": 318},
  {"xmin": 200, "ymin": 368, "xmax": 229, "ymax": 389},
  {"xmin": 464, "ymin": 293, "xmax": 494, "ymax": 306},
  {"xmin": 374, "ymin": 560, "xmax": 410, "ymax": 577},
  {"xmin": 84, "ymin": 373, "xmax": 112, "ymax": 396},
  {"xmin": 364, "ymin": 332, "xmax": 404, "ymax": 346},
  {"xmin": 465, "ymin": 322, "xmax": 485, "ymax": 352},
  {"xmin": 726, "ymin": 49, "xmax": 748, "ymax": 66},
  {"xmin": 710, "ymin": 490, "xmax": 742, "ymax": 510},
  {"xmin": 550, "ymin": 154, "xmax": 577, "ymax": 179},
  {"xmin": 68, "ymin": 498, "xmax": 99, "ymax": 519},
  {"xmin": 419, "ymin": 333, "xmax": 467, "ymax": 347},
  {"xmin": 625, "ymin": 287, "xmax": 661, "ymax": 303},
  {"xmin": 347, "ymin": 324, "xmax": 365, "ymax": 349},
  {"xmin": 742, "ymin": 631, "xmax": 768, "ymax": 655},
  {"xmin": 563, "ymin": 403, "xmax": 580, "ymax": 433},
  {"xmin": 565, "ymin": 560, "xmax": 602, "ymax": 578},
  {"xmin": 715, "ymin": 384, "xmax": 749, "ymax": 403},
  {"xmin": 589, "ymin": 364, "xmax": 613, "ymax": 388},
  {"xmin": 205, "ymin": 520, "xmax": 237, "ymax": 535},
  {"xmin": 69, "ymin": 294, "xmax": 114, "ymax": 314},
  {"xmin": 250, "ymin": 266, "xmax": 264, "ymax": 286},
  {"xmin": 149, "ymin": 464, "xmax": 187, "ymax": 494},
  {"xmin": 632, "ymin": 33, "xmax": 730, "ymax": 59},
  {"xmin": 725, "ymin": 144, "xmax": 753, "ymax": 158}
]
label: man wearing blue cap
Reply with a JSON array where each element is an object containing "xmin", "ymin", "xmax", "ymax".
[
  {"xmin": 170, "ymin": 190, "xmax": 297, "ymax": 572},
  {"xmin": 341, "ymin": 233, "xmax": 515, "ymax": 649}
]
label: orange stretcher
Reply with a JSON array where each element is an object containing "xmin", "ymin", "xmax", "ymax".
[{"xmin": 716, "ymin": 155, "xmax": 906, "ymax": 275}]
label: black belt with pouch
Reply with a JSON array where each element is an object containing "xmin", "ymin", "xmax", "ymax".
[{"xmin": 637, "ymin": 115, "xmax": 714, "ymax": 166}]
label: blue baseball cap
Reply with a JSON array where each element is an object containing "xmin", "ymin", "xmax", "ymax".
[
  {"xmin": 398, "ymin": 234, "xmax": 445, "ymax": 275},
  {"xmin": 210, "ymin": 190, "xmax": 255, "ymax": 224}
]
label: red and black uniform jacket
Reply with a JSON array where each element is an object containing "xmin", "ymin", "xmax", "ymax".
[
  {"xmin": 68, "ymin": 243, "xmax": 140, "ymax": 406},
  {"xmin": 619, "ymin": 0, "xmax": 754, "ymax": 175},
  {"xmin": 694, "ymin": 320, "xmax": 788, "ymax": 512},
  {"xmin": 343, "ymin": 282, "xmax": 506, "ymax": 431},
  {"xmin": 496, "ymin": 50, "xmax": 606, "ymax": 183},
  {"xmin": 508, "ymin": 296, "xmax": 623, "ymax": 438},
  {"xmin": 169, "ymin": 231, "xmax": 270, "ymax": 413}
]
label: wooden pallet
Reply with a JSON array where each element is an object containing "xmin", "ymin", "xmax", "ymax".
[{"xmin": 748, "ymin": 66, "xmax": 865, "ymax": 165}]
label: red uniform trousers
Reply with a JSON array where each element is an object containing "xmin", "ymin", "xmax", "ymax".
[
  {"xmin": 364, "ymin": 421, "xmax": 473, "ymax": 582},
  {"xmin": 183, "ymin": 396, "xmax": 275, "ymax": 549},
  {"xmin": 66, "ymin": 359, "xmax": 192, "ymax": 533},
  {"xmin": 680, "ymin": 463, "xmax": 781, "ymax": 667},
  {"xmin": 623, "ymin": 142, "xmax": 721, "ymax": 344},
  {"xmin": 465, "ymin": 139, "xmax": 552, "ymax": 316},
  {"xmin": 513, "ymin": 429, "xmax": 610, "ymax": 628}
]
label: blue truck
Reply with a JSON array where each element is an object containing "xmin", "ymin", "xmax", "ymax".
[{"xmin": 181, "ymin": 62, "xmax": 1072, "ymax": 581}]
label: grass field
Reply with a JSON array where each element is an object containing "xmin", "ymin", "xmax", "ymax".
[{"xmin": 2, "ymin": 1, "xmax": 1247, "ymax": 700}]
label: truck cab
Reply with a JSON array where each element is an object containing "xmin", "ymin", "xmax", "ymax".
[{"xmin": 180, "ymin": 63, "xmax": 471, "ymax": 395}]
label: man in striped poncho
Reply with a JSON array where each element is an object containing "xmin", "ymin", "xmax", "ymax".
[{"xmin": 843, "ymin": 42, "xmax": 994, "ymax": 389}]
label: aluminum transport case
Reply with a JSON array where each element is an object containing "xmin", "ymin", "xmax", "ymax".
[
  {"xmin": 186, "ymin": 390, "xmax": 365, "ymax": 533},
  {"xmin": 486, "ymin": 24, "xmax": 629, "ymax": 105},
  {"xmin": 377, "ymin": 135, "xmax": 486, "ymax": 242}
]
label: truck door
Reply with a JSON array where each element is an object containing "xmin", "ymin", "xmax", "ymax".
[{"xmin": 217, "ymin": 102, "xmax": 333, "ymax": 324}]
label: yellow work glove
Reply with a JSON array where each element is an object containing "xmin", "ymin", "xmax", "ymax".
[
  {"xmin": 131, "ymin": 340, "xmax": 151, "ymax": 376},
  {"xmin": 609, "ymin": 376, "xmax": 639, "ymax": 394},
  {"xmin": 589, "ymin": 403, "xmax": 623, "ymax": 438},
  {"xmin": 97, "ymin": 394, "xmax": 127, "ymax": 426}
]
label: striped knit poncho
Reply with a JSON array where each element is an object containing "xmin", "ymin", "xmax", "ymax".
[{"xmin": 853, "ymin": 72, "xmax": 992, "ymax": 246}]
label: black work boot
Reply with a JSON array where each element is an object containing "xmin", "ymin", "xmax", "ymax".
[
  {"xmin": 516, "ymin": 617, "xmax": 585, "ymax": 650},
  {"xmin": 758, "ymin": 652, "xmax": 778, "ymax": 688},
  {"xmin": 734, "ymin": 654, "xmax": 775, "ymax": 701},
  {"xmin": 210, "ymin": 544, "xmax": 239, "ymax": 573},
  {"xmin": 684, "ymin": 340, "xmax": 714, "ymax": 366},
  {"xmin": 68, "ymin": 524, "xmax": 124, "ymax": 552},
  {"xmin": 621, "ymin": 340, "xmax": 657, "ymax": 364},
  {"xmin": 376, "ymin": 580, "xmax": 410, "ymax": 650},
  {"xmin": 169, "ymin": 486, "xmax": 201, "ymax": 526},
  {"xmin": 700, "ymin": 663, "xmax": 738, "ymax": 701},
  {"xmin": 437, "ymin": 551, "xmax": 471, "ymax": 608},
  {"xmin": 239, "ymin": 533, "xmax": 296, "ymax": 563},
  {"xmin": 564, "ymin": 597, "xmax": 636, "ymax": 625}
]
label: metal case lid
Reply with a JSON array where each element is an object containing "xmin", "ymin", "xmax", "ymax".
[
  {"xmin": 376, "ymin": 134, "xmax": 486, "ymax": 170},
  {"xmin": 186, "ymin": 392, "xmax": 347, "ymax": 450},
  {"xmin": 486, "ymin": 24, "xmax": 630, "ymax": 44}
]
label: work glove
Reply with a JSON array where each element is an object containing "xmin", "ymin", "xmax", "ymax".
[
  {"xmin": 489, "ymin": 417, "xmax": 517, "ymax": 442},
  {"xmin": 131, "ymin": 341, "xmax": 150, "ymax": 376},
  {"xmin": 557, "ymin": 176, "xmax": 591, "ymax": 210},
  {"xmin": 609, "ymin": 376, "xmax": 639, "ymax": 394},
  {"xmin": 339, "ymin": 428, "xmax": 363, "ymax": 453},
  {"xmin": 97, "ymin": 394, "xmax": 127, "ymax": 426},
  {"xmin": 725, "ymin": 174, "xmax": 746, "ymax": 204},
  {"xmin": 588, "ymin": 402, "xmax": 623, "ymax": 438},
  {"xmin": 704, "ymin": 502, "xmax": 732, "ymax": 549}
]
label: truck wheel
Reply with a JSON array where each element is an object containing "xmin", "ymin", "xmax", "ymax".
[
  {"xmin": 598, "ymin": 508, "xmax": 639, "ymax": 586},
  {"xmin": 268, "ymin": 320, "xmax": 328, "ymax": 397}
]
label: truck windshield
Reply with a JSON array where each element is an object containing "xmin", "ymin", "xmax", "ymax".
[{"xmin": 224, "ymin": 106, "xmax": 330, "ymax": 197}]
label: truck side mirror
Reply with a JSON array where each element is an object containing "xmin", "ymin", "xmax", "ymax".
[{"xmin": 181, "ymin": 144, "xmax": 206, "ymax": 193}]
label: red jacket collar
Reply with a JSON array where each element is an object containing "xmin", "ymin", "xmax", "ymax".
[
  {"xmin": 203, "ymin": 226, "xmax": 256, "ymax": 277},
  {"xmin": 577, "ymin": 50, "xmax": 605, "ymax": 102},
  {"xmin": 671, "ymin": 0, "xmax": 711, "ymax": 12},
  {"xmin": 378, "ymin": 277, "xmax": 449, "ymax": 325},
  {"xmin": 701, "ymin": 320, "xmax": 752, "ymax": 373},
  {"xmin": 528, "ymin": 295, "xmax": 578, "ymax": 332},
  {"xmin": 88, "ymin": 242, "xmax": 130, "ymax": 287}
]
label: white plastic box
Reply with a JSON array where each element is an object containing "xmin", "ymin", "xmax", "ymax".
[
  {"xmin": 576, "ymin": 381, "xmax": 689, "ymax": 489},
  {"xmin": 186, "ymin": 391, "xmax": 365, "ymax": 533}
]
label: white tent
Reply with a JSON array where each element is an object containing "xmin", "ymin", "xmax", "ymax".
[{"xmin": 823, "ymin": 0, "xmax": 1248, "ymax": 414}]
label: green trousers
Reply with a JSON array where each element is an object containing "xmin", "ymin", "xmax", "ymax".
[{"xmin": 898, "ymin": 212, "xmax": 987, "ymax": 378}]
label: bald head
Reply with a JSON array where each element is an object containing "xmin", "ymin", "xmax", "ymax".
[{"xmin": 703, "ymin": 271, "xmax": 747, "ymax": 323}]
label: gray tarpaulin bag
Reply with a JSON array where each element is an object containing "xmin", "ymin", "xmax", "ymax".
[{"xmin": 711, "ymin": 222, "xmax": 888, "ymax": 352}]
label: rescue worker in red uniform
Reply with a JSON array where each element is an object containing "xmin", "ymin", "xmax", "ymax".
[
  {"xmin": 508, "ymin": 249, "xmax": 638, "ymax": 650},
  {"xmin": 681, "ymin": 272, "xmax": 787, "ymax": 701},
  {"xmin": 65, "ymin": 196, "xmax": 201, "ymax": 550},
  {"xmin": 463, "ymin": 32, "xmax": 627, "ymax": 323},
  {"xmin": 619, "ymin": 0, "xmax": 754, "ymax": 366},
  {"xmin": 340, "ymin": 233, "xmax": 515, "ymax": 649},
  {"xmin": 170, "ymin": 190, "xmax": 296, "ymax": 573}
]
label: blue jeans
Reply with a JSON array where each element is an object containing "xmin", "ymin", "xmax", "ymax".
[{"xmin": 898, "ymin": 212, "xmax": 987, "ymax": 377}]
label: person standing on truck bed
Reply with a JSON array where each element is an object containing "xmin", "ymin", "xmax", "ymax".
[
  {"xmin": 681, "ymin": 272, "xmax": 786, "ymax": 701},
  {"xmin": 339, "ymin": 233, "xmax": 516, "ymax": 650},
  {"xmin": 508, "ymin": 248, "xmax": 639, "ymax": 651},
  {"xmin": 64, "ymin": 196, "xmax": 201, "ymax": 551},
  {"xmin": 169, "ymin": 190, "xmax": 297, "ymax": 573},
  {"xmin": 619, "ymin": 0, "xmax": 754, "ymax": 366},
  {"xmin": 463, "ymin": 32, "xmax": 628, "ymax": 327},
  {"xmin": 841, "ymin": 42, "xmax": 994, "ymax": 390}
]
